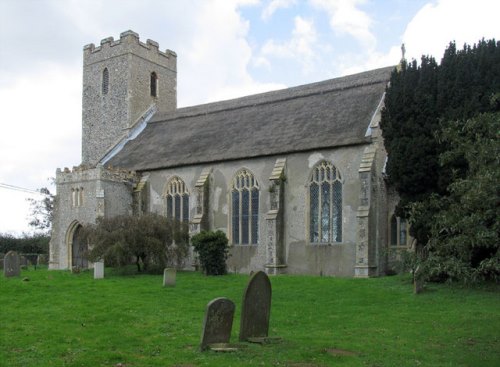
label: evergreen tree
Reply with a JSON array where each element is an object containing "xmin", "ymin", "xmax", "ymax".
[{"xmin": 381, "ymin": 39, "xmax": 500, "ymax": 248}]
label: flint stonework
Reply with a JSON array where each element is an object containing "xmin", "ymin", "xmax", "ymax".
[
  {"xmin": 239, "ymin": 271, "xmax": 272, "ymax": 341},
  {"xmin": 200, "ymin": 297, "xmax": 235, "ymax": 351},
  {"xmin": 163, "ymin": 268, "xmax": 176, "ymax": 287},
  {"xmin": 4, "ymin": 251, "xmax": 21, "ymax": 277}
]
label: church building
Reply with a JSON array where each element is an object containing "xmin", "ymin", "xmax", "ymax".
[{"xmin": 49, "ymin": 30, "xmax": 410, "ymax": 277}]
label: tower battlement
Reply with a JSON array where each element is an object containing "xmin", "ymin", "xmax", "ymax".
[{"xmin": 83, "ymin": 30, "xmax": 176, "ymax": 71}]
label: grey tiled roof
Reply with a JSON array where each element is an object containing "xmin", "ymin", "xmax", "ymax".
[{"xmin": 108, "ymin": 66, "xmax": 394, "ymax": 171}]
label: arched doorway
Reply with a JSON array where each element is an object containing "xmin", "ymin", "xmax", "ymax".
[{"xmin": 67, "ymin": 221, "xmax": 88, "ymax": 269}]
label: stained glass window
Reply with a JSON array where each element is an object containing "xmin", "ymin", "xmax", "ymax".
[
  {"xmin": 231, "ymin": 169, "xmax": 259, "ymax": 245},
  {"xmin": 309, "ymin": 161, "xmax": 342, "ymax": 244},
  {"xmin": 164, "ymin": 176, "xmax": 189, "ymax": 223}
]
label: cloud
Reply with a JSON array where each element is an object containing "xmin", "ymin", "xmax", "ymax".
[
  {"xmin": 260, "ymin": 16, "xmax": 319, "ymax": 74},
  {"xmin": 401, "ymin": 0, "xmax": 500, "ymax": 62},
  {"xmin": 310, "ymin": 0, "xmax": 375, "ymax": 50},
  {"xmin": 261, "ymin": 0, "xmax": 297, "ymax": 20}
]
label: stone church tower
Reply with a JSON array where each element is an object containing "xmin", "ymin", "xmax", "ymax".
[
  {"xmin": 82, "ymin": 30, "xmax": 177, "ymax": 165},
  {"xmin": 50, "ymin": 31, "xmax": 176, "ymax": 270}
]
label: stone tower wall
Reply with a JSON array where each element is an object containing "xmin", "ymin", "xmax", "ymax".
[
  {"xmin": 82, "ymin": 30, "xmax": 177, "ymax": 166},
  {"xmin": 49, "ymin": 165, "xmax": 138, "ymax": 270}
]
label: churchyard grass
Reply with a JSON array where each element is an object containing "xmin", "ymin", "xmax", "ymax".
[{"xmin": 1, "ymin": 268, "xmax": 499, "ymax": 367}]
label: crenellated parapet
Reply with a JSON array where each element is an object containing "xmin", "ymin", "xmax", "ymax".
[
  {"xmin": 56, "ymin": 164, "xmax": 139, "ymax": 185},
  {"xmin": 83, "ymin": 30, "xmax": 176, "ymax": 71}
]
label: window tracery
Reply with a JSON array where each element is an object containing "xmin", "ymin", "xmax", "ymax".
[
  {"xmin": 309, "ymin": 161, "xmax": 342, "ymax": 243},
  {"xmin": 164, "ymin": 176, "xmax": 189, "ymax": 223},
  {"xmin": 231, "ymin": 169, "xmax": 259, "ymax": 245}
]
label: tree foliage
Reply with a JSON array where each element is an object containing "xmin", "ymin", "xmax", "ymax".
[
  {"xmin": 381, "ymin": 39, "xmax": 500, "ymax": 246},
  {"xmin": 413, "ymin": 113, "xmax": 500, "ymax": 282},
  {"xmin": 191, "ymin": 230, "xmax": 229, "ymax": 275},
  {"xmin": 80, "ymin": 213, "xmax": 189, "ymax": 273},
  {"xmin": 0, "ymin": 232, "xmax": 50, "ymax": 255},
  {"xmin": 381, "ymin": 39, "xmax": 500, "ymax": 282},
  {"xmin": 27, "ymin": 187, "xmax": 54, "ymax": 234}
]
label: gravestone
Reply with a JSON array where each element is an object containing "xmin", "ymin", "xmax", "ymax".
[
  {"xmin": 163, "ymin": 268, "xmax": 176, "ymax": 287},
  {"xmin": 4, "ymin": 251, "xmax": 21, "ymax": 277},
  {"xmin": 413, "ymin": 265, "xmax": 424, "ymax": 294},
  {"xmin": 94, "ymin": 261, "xmax": 104, "ymax": 279},
  {"xmin": 200, "ymin": 297, "xmax": 235, "ymax": 351},
  {"xmin": 239, "ymin": 270, "xmax": 272, "ymax": 342},
  {"xmin": 37, "ymin": 254, "xmax": 47, "ymax": 266}
]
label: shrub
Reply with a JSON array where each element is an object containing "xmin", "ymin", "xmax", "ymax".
[
  {"xmin": 191, "ymin": 230, "xmax": 229, "ymax": 275},
  {"xmin": 81, "ymin": 213, "xmax": 189, "ymax": 274}
]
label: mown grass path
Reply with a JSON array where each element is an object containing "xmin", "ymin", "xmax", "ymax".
[{"xmin": 1, "ymin": 268, "xmax": 499, "ymax": 366}]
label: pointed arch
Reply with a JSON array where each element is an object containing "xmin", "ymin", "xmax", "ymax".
[
  {"xmin": 231, "ymin": 168, "xmax": 259, "ymax": 245},
  {"xmin": 65, "ymin": 220, "xmax": 88, "ymax": 269},
  {"xmin": 308, "ymin": 160, "xmax": 343, "ymax": 243},
  {"xmin": 163, "ymin": 176, "xmax": 189, "ymax": 223}
]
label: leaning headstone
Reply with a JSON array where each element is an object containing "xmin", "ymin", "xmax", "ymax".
[
  {"xmin": 163, "ymin": 268, "xmax": 176, "ymax": 287},
  {"xmin": 200, "ymin": 297, "xmax": 235, "ymax": 351},
  {"xmin": 239, "ymin": 271, "xmax": 272, "ymax": 342},
  {"xmin": 4, "ymin": 251, "xmax": 21, "ymax": 277},
  {"xmin": 94, "ymin": 261, "xmax": 104, "ymax": 279}
]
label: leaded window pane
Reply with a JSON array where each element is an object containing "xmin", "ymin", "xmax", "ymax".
[
  {"xmin": 310, "ymin": 183, "xmax": 319, "ymax": 242},
  {"xmin": 174, "ymin": 195, "xmax": 181, "ymax": 222},
  {"xmin": 321, "ymin": 182, "xmax": 330, "ymax": 243},
  {"xmin": 400, "ymin": 218, "xmax": 407, "ymax": 246},
  {"xmin": 333, "ymin": 180, "xmax": 342, "ymax": 242},
  {"xmin": 251, "ymin": 188, "xmax": 259, "ymax": 244},
  {"xmin": 390, "ymin": 215, "xmax": 398, "ymax": 246},
  {"xmin": 182, "ymin": 194, "xmax": 189, "ymax": 223},
  {"xmin": 166, "ymin": 196, "xmax": 172, "ymax": 219},
  {"xmin": 241, "ymin": 189, "xmax": 250, "ymax": 244},
  {"xmin": 232, "ymin": 190, "xmax": 240, "ymax": 244}
]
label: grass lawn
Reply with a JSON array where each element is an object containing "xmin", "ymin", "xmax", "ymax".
[{"xmin": 1, "ymin": 267, "xmax": 499, "ymax": 367}]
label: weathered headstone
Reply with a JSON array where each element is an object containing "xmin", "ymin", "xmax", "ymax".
[
  {"xmin": 37, "ymin": 254, "xmax": 47, "ymax": 266},
  {"xmin": 4, "ymin": 251, "xmax": 21, "ymax": 277},
  {"xmin": 239, "ymin": 270, "xmax": 272, "ymax": 342},
  {"xmin": 94, "ymin": 261, "xmax": 104, "ymax": 279},
  {"xmin": 200, "ymin": 297, "xmax": 235, "ymax": 351},
  {"xmin": 163, "ymin": 268, "xmax": 176, "ymax": 287}
]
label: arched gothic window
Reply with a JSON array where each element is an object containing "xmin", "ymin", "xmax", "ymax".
[
  {"xmin": 150, "ymin": 72, "xmax": 157, "ymax": 97},
  {"xmin": 231, "ymin": 169, "xmax": 259, "ymax": 245},
  {"xmin": 164, "ymin": 177, "xmax": 189, "ymax": 223},
  {"xmin": 102, "ymin": 68, "xmax": 109, "ymax": 95},
  {"xmin": 309, "ymin": 161, "xmax": 342, "ymax": 243},
  {"xmin": 390, "ymin": 215, "xmax": 409, "ymax": 247}
]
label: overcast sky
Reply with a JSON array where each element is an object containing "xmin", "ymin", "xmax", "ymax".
[{"xmin": 0, "ymin": 0, "xmax": 498, "ymax": 235}]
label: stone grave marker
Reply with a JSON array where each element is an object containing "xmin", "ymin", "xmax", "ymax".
[
  {"xmin": 239, "ymin": 270, "xmax": 272, "ymax": 342},
  {"xmin": 200, "ymin": 297, "xmax": 235, "ymax": 351},
  {"xmin": 94, "ymin": 261, "xmax": 104, "ymax": 279},
  {"xmin": 4, "ymin": 251, "xmax": 21, "ymax": 277},
  {"xmin": 163, "ymin": 268, "xmax": 176, "ymax": 287},
  {"xmin": 37, "ymin": 254, "xmax": 47, "ymax": 266}
]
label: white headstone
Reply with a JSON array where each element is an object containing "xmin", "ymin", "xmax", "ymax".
[
  {"xmin": 163, "ymin": 268, "xmax": 176, "ymax": 287},
  {"xmin": 94, "ymin": 261, "xmax": 104, "ymax": 279}
]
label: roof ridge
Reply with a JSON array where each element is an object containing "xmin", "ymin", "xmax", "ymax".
[{"xmin": 151, "ymin": 66, "xmax": 394, "ymax": 124}]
